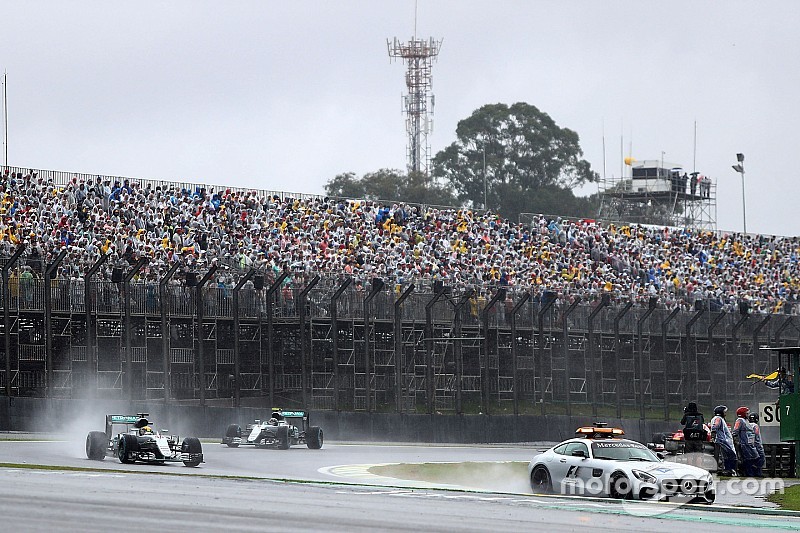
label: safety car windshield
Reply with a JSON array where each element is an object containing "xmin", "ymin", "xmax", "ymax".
[{"xmin": 591, "ymin": 441, "xmax": 659, "ymax": 462}]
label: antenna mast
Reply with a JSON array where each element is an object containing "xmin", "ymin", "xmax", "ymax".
[{"xmin": 387, "ymin": 7, "xmax": 441, "ymax": 177}]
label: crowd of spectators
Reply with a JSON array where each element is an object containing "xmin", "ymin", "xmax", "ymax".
[{"xmin": 0, "ymin": 167, "xmax": 798, "ymax": 316}]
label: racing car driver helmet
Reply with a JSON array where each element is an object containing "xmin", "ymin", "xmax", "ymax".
[
  {"xmin": 748, "ymin": 412, "xmax": 760, "ymax": 424},
  {"xmin": 713, "ymin": 405, "xmax": 728, "ymax": 417},
  {"xmin": 139, "ymin": 425, "xmax": 154, "ymax": 435},
  {"xmin": 736, "ymin": 406, "xmax": 750, "ymax": 419}
]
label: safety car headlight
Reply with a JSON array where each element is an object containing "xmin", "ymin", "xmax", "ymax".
[{"xmin": 632, "ymin": 470, "xmax": 657, "ymax": 484}]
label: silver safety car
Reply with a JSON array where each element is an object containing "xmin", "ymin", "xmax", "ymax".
[{"xmin": 528, "ymin": 424, "xmax": 714, "ymax": 503}]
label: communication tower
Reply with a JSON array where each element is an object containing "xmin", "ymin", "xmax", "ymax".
[{"xmin": 387, "ymin": 35, "xmax": 442, "ymax": 176}]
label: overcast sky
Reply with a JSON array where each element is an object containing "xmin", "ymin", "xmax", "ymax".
[{"xmin": 2, "ymin": 1, "xmax": 798, "ymax": 236}]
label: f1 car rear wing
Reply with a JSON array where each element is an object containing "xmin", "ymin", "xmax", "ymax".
[
  {"xmin": 271, "ymin": 408, "xmax": 309, "ymax": 428},
  {"xmin": 105, "ymin": 413, "xmax": 151, "ymax": 435}
]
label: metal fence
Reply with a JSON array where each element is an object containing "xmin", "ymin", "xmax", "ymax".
[{"xmin": 0, "ymin": 276, "xmax": 798, "ymax": 419}]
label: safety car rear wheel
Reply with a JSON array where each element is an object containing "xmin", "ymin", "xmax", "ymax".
[
  {"xmin": 182, "ymin": 437, "xmax": 203, "ymax": 467},
  {"xmin": 306, "ymin": 426, "xmax": 323, "ymax": 449},
  {"xmin": 530, "ymin": 466, "xmax": 552, "ymax": 494},
  {"xmin": 86, "ymin": 431, "xmax": 106, "ymax": 461},
  {"xmin": 118, "ymin": 434, "xmax": 138, "ymax": 464}
]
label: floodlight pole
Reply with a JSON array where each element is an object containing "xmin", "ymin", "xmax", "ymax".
[{"xmin": 733, "ymin": 154, "xmax": 746, "ymax": 234}]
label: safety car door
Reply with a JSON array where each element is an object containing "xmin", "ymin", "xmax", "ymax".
[
  {"xmin": 547, "ymin": 443, "xmax": 575, "ymax": 490},
  {"xmin": 560, "ymin": 442, "xmax": 591, "ymax": 495},
  {"xmin": 574, "ymin": 446, "xmax": 607, "ymax": 497}
]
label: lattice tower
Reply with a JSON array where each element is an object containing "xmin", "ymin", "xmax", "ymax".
[{"xmin": 387, "ymin": 36, "xmax": 442, "ymax": 176}]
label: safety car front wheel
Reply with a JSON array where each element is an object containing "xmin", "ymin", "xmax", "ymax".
[{"xmin": 609, "ymin": 472, "xmax": 633, "ymax": 499}]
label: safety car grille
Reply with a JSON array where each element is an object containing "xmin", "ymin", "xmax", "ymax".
[{"xmin": 660, "ymin": 478, "xmax": 709, "ymax": 495}]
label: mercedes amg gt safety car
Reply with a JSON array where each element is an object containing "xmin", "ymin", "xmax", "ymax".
[
  {"xmin": 528, "ymin": 424, "xmax": 714, "ymax": 503},
  {"xmin": 222, "ymin": 409, "xmax": 323, "ymax": 450},
  {"xmin": 86, "ymin": 413, "xmax": 204, "ymax": 467}
]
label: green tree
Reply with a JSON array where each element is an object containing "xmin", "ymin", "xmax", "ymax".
[
  {"xmin": 432, "ymin": 102, "xmax": 598, "ymax": 220},
  {"xmin": 324, "ymin": 169, "xmax": 456, "ymax": 206}
]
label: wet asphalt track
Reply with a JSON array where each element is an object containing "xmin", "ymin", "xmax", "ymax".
[{"xmin": 0, "ymin": 439, "xmax": 798, "ymax": 531}]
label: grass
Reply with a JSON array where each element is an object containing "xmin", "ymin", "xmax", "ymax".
[{"xmin": 767, "ymin": 483, "xmax": 800, "ymax": 511}]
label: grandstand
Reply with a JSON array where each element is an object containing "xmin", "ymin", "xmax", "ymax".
[{"xmin": 0, "ymin": 165, "xmax": 797, "ymax": 416}]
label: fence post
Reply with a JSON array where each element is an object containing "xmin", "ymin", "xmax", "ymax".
[
  {"xmin": 264, "ymin": 270, "xmax": 288, "ymax": 410},
  {"xmin": 732, "ymin": 313, "xmax": 749, "ymax": 406},
  {"xmin": 425, "ymin": 287, "xmax": 447, "ymax": 415},
  {"xmin": 394, "ymin": 284, "xmax": 415, "ymax": 413},
  {"xmin": 363, "ymin": 279, "xmax": 385, "ymax": 413},
  {"xmin": 299, "ymin": 276, "xmax": 320, "ymax": 408},
  {"xmin": 587, "ymin": 295, "xmax": 610, "ymax": 418},
  {"xmin": 195, "ymin": 266, "xmax": 217, "ymax": 407},
  {"xmin": 232, "ymin": 268, "xmax": 256, "ymax": 408},
  {"xmin": 453, "ymin": 289, "xmax": 474, "ymax": 415},
  {"xmin": 159, "ymin": 261, "xmax": 181, "ymax": 405},
  {"xmin": 2, "ymin": 245, "xmax": 25, "ymax": 397},
  {"xmin": 635, "ymin": 304, "xmax": 656, "ymax": 420},
  {"xmin": 659, "ymin": 308, "xmax": 680, "ymax": 421},
  {"xmin": 44, "ymin": 250, "xmax": 67, "ymax": 397},
  {"xmin": 684, "ymin": 307, "xmax": 706, "ymax": 408},
  {"xmin": 537, "ymin": 294, "xmax": 556, "ymax": 416},
  {"xmin": 85, "ymin": 253, "xmax": 109, "ymax": 397},
  {"xmin": 614, "ymin": 302, "xmax": 633, "ymax": 419},
  {"xmin": 510, "ymin": 292, "xmax": 531, "ymax": 416},
  {"xmin": 562, "ymin": 297, "xmax": 582, "ymax": 417},
  {"xmin": 330, "ymin": 278, "xmax": 352, "ymax": 412},
  {"xmin": 707, "ymin": 311, "xmax": 727, "ymax": 409},
  {"xmin": 479, "ymin": 289, "xmax": 503, "ymax": 415},
  {"xmin": 122, "ymin": 258, "xmax": 148, "ymax": 401}
]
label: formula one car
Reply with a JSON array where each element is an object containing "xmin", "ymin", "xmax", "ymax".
[
  {"xmin": 85, "ymin": 413, "xmax": 204, "ymax": 467},
  {"xmin": 648, "ymin": 425, "xmax": 713, "ymax": 455},
  {"xmin": 222, "ymin": 409, "xmax": 323, "ymax": 450},
  {"xmin": 528, "ymin": 424, "xmax": 714, "ymax": 503}
]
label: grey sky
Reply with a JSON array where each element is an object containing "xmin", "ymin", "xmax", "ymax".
[{"xmin": 2, "ymin": 1, "xmax": 798, "ymax": 236}]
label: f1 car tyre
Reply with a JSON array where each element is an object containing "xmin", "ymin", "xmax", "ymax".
[
  {"xmin": 277, "ymin": 425, "xmax": 290, "ymax": 450},
  {"xmin": 86, "ymin": 431, "xmax": 107, "ymax": 461},
  {"xmin": 650, "ymin": 432, "xmax": 667, "ymax": 445},
  {"xmin": 118, "ymin": 433, "xmax": 138, "ymax": 464},
  {"xmin": 225, "ymin": 424, "xmax": 241, "ymax": 447},
  {"xmin": 530, "ymin": 466, "xmax": 552, "ymax": 494},
  {"xmin": 181, "ymin": 437, "xmax": 202, "ymax": 467},
  {"xmin": 610, "ymin": 472, "xmax": 633, "ymax": 499},
  {"xmin": 306, "ymin": 426, "xmax": 323, "ymax": 449}
]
